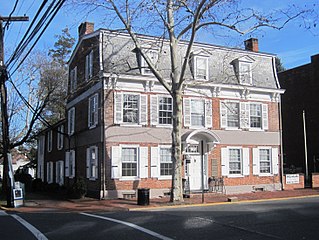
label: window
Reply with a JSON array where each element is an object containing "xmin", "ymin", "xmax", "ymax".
[
  {"xmin": 141, "ymin": 49, "xmax": 158, "ymax": 75},
  {"xmin": 47, "ymin": 130, "xmax": 52, "ymax": 152},
  {"xmin": 57, "ymin": 125, "xmax": 64, "ymax": 150},
  {"xmin": 123, "ymin": 94, "xmax": 139, "ymax": 123},
  {"xmin": 65, "ymin": 150, "xmax": 75, "ymax": 178},
  {"xmin": 88, "ymin": 94, "xmax": 98, "ymax": 128},
  {"xmin": 46, "ymin": 162, "xmax": 53, "ymax": 183},
  {"xmin": 122, "ymin": 147, "xmax": 137, "ymax": 177},
  {"xmin": 86, "ymin": 146, "xmax": 98, "ymax": 180},
  {"xmin": 184, "ymin": 98, "xmax": 212, "ymax": 128},
  {"xmin": 191, "ymin": 99, "xmax": 205, "ymax": 127},
  {"xmin": 160, "ymin": 148, "xmax": 172, "ymax": 176},
  {"xmin": 68, "ymin": 107, "xmax": 75, "ymax": 135},
  {"xmin": 221, "ymin": 102, "xmax": 239, "ymax": 128},
  {"xmin": 239, "ymin": 62, "xmax": 252, "ymax": 85},
  {"xmin": 56, "ymin": 161, "xmax": 64, "ymax": 186},
  {"xmin": 195, "ymin": 56, "xmax": 208, "ymax": 80},
  {"xmin": 250, "ymin": 103, "xmax": 262, "ymax": 128},
  {"xmin": 85, "ymin": 50, "xmax": 93, "ymax": 81},
  {"xmin": 70, "ymin": 66, "xmax": 77, "ymax": 92},
  {"xmin": 114, "ymin": 93, "xmax": 147, "ymax": 125},
  {"xmin": 259, "ymin": 149, "xmax": 271, "ymax": 174},
  {"xmin": 229, "ymin": 149, "xmax": 242, "ymax": 175},
  {"xmin": 159, "ymin": 97, "xmax": 172, "ymax": 125}
]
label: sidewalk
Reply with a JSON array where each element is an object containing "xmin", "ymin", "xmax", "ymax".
[{"xmin": 2, "ymin": 188, "xmax": 319, "ymax": 213}]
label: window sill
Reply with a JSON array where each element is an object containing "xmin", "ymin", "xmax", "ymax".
[
  {"xmin": 88, "ymin": 124, "xmax": 97, "ymax": 130},
  {"xmin": 88, "ymin": 177, "xmax": 97, "ymax": 181},
  {"xmin": 227, "ymin": 174, "xmax": 244, "ymax": 178},
  {"xmin": 258, "ymin": 173, "xmax": 274, "ymax": 177},
  {"xmin": 120, "ymin": 124, "xmax": 143, "ymax": 127},
  {"xmin": 119, "ymin": 177, "xmax": 140, "ymax": 181},
  {"xmin": 248, "ymin": 128, "xmax": 264, "ymax": 132},
  {"xmin": 158, "ymin": 176, "xmax": 172, "ymax": 180},
  {"xmin": 224, "ymin": 127, "xmax": 241, "ymax": 131}
]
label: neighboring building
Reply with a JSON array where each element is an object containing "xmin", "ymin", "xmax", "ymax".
[
  {"xmin": 278, "ymin": 54, "xmax": 319, "ymax": 175},
  {"xmin": 37, "ymin": 22, "xmax": 284, "ymax": 199}
]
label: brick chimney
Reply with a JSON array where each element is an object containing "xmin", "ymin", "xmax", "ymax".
[
  {"xmin": 78, "ymin": 22, "xmax": 94, "ymax": 38},
  {"xmin": 244, "ymin": 38, "xmax": 259, "ymax": 52}
]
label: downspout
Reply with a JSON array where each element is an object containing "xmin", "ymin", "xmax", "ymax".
[{"xmin": 272, "ymin": 56, "xmax": 284, "ymax": 190}]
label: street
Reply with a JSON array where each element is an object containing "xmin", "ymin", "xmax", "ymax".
[{"xmin": 1, "ymin": 196, "xmax": 319, "ymax": 240}]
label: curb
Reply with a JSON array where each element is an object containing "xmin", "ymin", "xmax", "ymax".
[{"xmin": 129, "ymin": 194, "xmax": 319, "ymax": 211}]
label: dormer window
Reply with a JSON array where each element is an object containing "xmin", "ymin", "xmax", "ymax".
[
  {"xmin": 190, "ymin": 53, "xmax": 209, "ymax": 80},
  {"xmin": 140, "ymin": 49, "xmax": 158, "ymax": 75},
  {"xmin": 234, "ymin": 56, "xmax": 254, "ymax": 85}
]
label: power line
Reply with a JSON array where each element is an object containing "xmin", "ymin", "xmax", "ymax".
[{"xmin": 3, "ymin": 0, "xmax": 20, "ymax": 33}]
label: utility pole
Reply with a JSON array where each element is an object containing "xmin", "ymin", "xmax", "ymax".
[{"xmin": 0, "ymin": 15, "xmax": 28, "ymax": 207}]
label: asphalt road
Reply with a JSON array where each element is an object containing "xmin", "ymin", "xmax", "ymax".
[{"xmin": 1, "ymin": 196, "xmax": 319, "ymax": 240}]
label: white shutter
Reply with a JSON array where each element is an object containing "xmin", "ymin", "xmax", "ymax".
[
  {"xmin": 221, "ymin": 148, "xmax": 229, "ymax": 176},
  {"xmin": 262, "ymin": 104, "xmax": 269, "ymax": 130},
  {"xmin": 111, "ymin": 146, "xmax": 121, "ymax": 179},
  {"xmin": 150, "ymin": 95, "xmax": 158, "ymax": 125},
  {"xmin": 55, "ymin": 162, "xmax": 59, "ymax": 183},
  {"xmin": 205, "ymin": 99, "xmax": 212, "ymax": 128},
  {"xmin": 252, "ymin": 148, "xmax": 260, "ymax": 175},
  {"xmin": 240, "ymin": 102, "xmax": 250, "ymax": 129},
  {"xmin": 114, "ymin": 92, "xmax": 122, "ymax": 124},
  {"xmin": 89, "ymin": 50, "xmax": 93, "ymax": 78},
  {"xmin": 140, "ymin": 94, "xmax": 147, "ymax": 125},
  {"xmin": 272, "ymin": 148, "xmax": 279, "ymax": 175},
  {"xmin": 220, "ymin": 101, "xmax": 228, "ymax": 128},
  {"xmin": 243, "ymin": 148, "xmax": 250, "ymax": 176},
  {"xmin": 71, "ymin": 150, "xmax": 75, "ymax": 178},
  {"xmin": 93, "ymin": 95, "xmax": 98, "ymax": 126},
  {"xmin": 60, "ymin": 161, "xmax": 64, "ymax": 185},
  {"xmin": 151, "ymin": 147, "xmax": 159, "ymax": 178},
  {"xmin": 93, "ymin": 146, "xmax": 98, "ymax": 179},
  {"xmin": 85, "ymin": 54, "xmax": 89, "ymax": 80},
  {"xmin": 86, "ymin": 148, "xmax": 90, "ymax": 179},
  {"xmin": 183, "ymin": 98, "xmax": 191, "ymax": 127},
  {"xmin": 65, "ymin": 152, "xmax": 70, "ymax": 177},
  {"xmin": 139, "ymin": 147, "xmax": 148, "ymax": 178}
]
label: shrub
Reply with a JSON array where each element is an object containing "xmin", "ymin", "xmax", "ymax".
[{"xmin": 70, "ymin": 177, "xmax": 87, "ymax": 199}]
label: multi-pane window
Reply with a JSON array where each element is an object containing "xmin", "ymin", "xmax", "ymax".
[
  {"xmin": 47, "ymin": 162, "xmax": 53, "ymax": 183},
  {"xmin": 159, "ymin": 97, "xmax": 172, "ymax": 125},
  {"xmin": 239, "ymin": 62, "xmax": 252, "ymax": 85},
  {"xmin": 56, "ymin": 161, "xmax": 64, "ymax": 186},
  {"xmin": 47, "ymin": 130, "xmax": 52, "ymax": 152},
  {"xmin": 57, "ymin": 125, "xmax": 64, "ymax": 150},
  {"xmin": 70, "ymin": 66, "xmax": 77, "ymax": 92},
  {"xmin": 122, "ymin": 147, "xmax": 137, "ymax": 177},
  {"xmin": 191, "ymin": 99, "xmax": 205, "ymax": 127},
  {"xmin": 195, "ymin": 57, "xmax": 208, "ymax": 80},
  {"xmin": 250, "ymin": 104, "xmax": 262, "ymax": 128},
  {"xmin": 87, "ymin": 146, "xmax": 98, "ymax": 179},
  {"xmin": 226, "ymin": 102, "xmax": 239, "ymax": 127},
  {"xmin": 85, "ymin": 50, "xmax": 93, "ymax": 81},
  {"xmin": 88, "ymin": 94, "xmax": 98, "ymax": 128},
  {"xmin": 141, "ymin": 50, "xmax": 158, "ymax": 75},
  {"xmin": 123, "ymin": 94, "xmax": 139, "ymax": 123},
  {"xmin": 68, "ymin": 107, "xmax": 75, "ymax": 135},
  {"xmin": 160, "ymin": 148, "xmax": 172, "ymax": 176},
  {"xmin": 229, "ymin": 149, "xmax": 242, "ymax": 174},
  {"xmin": 259, "ymin": 149, "xmax": 271, "ymax": 173}
]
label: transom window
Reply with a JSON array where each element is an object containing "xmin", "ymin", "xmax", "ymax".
[
  {"xmin": 229, "ymin": 149, "xmax": 242, "ymax": 174},
  {"xmin": 191, "ymin": 100, "xmax": 205, "ymax": 127},
  {"xmin": 159, "ymin": 97, "xmax": 172, "ymax": 125},
  {"xmin": 259, "ymin": 149, "xmax": 271, "ymax": 173},
  {"xmin": 123, "ymin": 94, "xmax": 139, "ymax": 123},
  {"xmin": 250, "ymin": 104, "xmax": 262, "ymax": 128},
  {"xmin": 122, "ymin": 147, "xmax": 137, "ymax": 177},
  {"xmin": 160, "ymin": 148, "xmax": 172, "ymax": 176}
]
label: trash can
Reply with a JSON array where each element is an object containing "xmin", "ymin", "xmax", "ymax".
[{"xmin": 137, "ymin": 188, "xmax": 150, "ymax": 205}]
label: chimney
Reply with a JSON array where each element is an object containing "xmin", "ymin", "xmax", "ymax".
[
  {"xmin": 244, "ymin": 38, "xmax": 259, "ymax": 52},
  {"xmin": 78, "ymin": 22, "xmax": 94, "ymax": 38}
]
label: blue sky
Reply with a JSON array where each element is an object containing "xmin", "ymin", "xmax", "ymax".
[{"xmin": 1, "ymin": 0, "xmax": 318, "ymax": 70}]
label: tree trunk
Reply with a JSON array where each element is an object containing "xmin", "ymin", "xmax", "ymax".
[{"xmin": 170, "ymin": 90, "xmax": 183, "ymax": 202}]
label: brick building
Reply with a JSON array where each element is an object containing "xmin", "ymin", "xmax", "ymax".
[
  {"xmin": 37, "ymin": 22, "xmax": 284, "ymax": 199},
  {"xmin": 278, "ymin": 54, "xmax": 319, "ymax": 175}
]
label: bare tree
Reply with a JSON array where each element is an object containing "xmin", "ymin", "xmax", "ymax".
[{"xmin": 71, "ymin": 0, "xmax": 317, "ymax": 202}]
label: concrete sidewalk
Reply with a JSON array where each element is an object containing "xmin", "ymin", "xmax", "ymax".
[{"xmin": 2, "ymin": 188, "xmax": 319, "ymax": 213}]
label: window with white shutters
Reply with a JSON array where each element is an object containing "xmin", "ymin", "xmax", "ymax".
[
  {"xmin": 88, "ymin": 94, "xmax": 98, "ymax": 128},
  {"xmin": 114, "ymin": 93, "xmax": 147, "ymax": 125},
  {"xmin": 221, "ymin": 147, "xmax": 250, "ymax": 177},
  {"xmin": 253, "ymin": 147, "xmax": 279, "ymax": 176},
  {"xmin": 184, "ymin": 98, "xmax": 212, "ymax": 128},
  {"xmin": 68, "ymin": 107, "xmax": 75, "ymax": 135},
  {"xmin": 86, "ymin": 146, "xmax": 98, "ymax": 180}
]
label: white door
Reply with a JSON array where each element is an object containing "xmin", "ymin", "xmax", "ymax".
[{"xmin": 188, "ymin": 154, "xmax": 208, "ymax": 191}]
